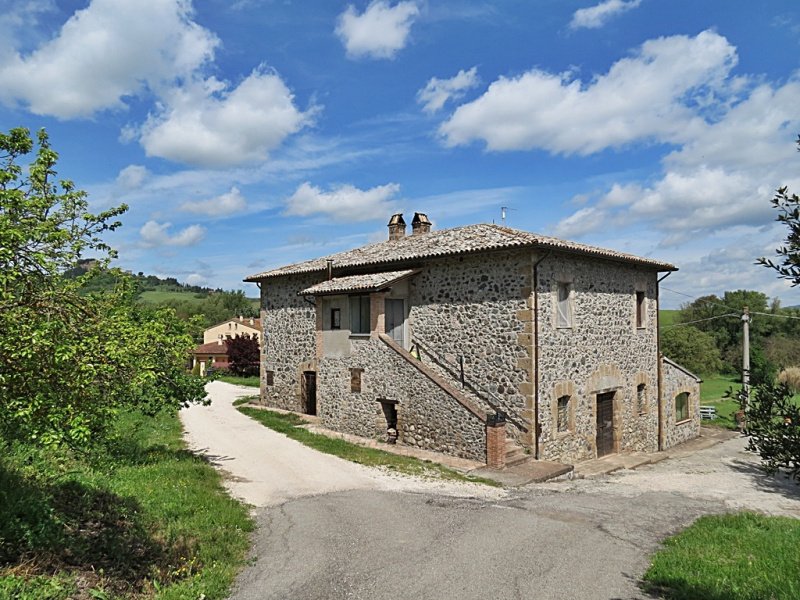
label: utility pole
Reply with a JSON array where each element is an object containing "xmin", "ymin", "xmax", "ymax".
[{"xmin": 742, "ymin": 305, "xmax": 751, "ymax": 411}]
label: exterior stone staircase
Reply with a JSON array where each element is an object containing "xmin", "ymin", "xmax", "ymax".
[{"xmin": 505, "ymin": 439, "xmax": 529, "ymax": 468}]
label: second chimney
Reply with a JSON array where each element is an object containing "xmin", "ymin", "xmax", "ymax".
[
  {"xmin": 412, "ymin": 212, "xmax": 431, "ymax": 235},
  {"xmin": 388, "ymin": 213, "xmax": 406, "ymax": 241}
]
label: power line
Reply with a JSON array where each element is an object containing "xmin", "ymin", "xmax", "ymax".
[
  {"xmin": 750, "ymin": 311, "xmax": 800, "ymax": 320},
  {"xmin": 660, "ymin": 286, "xmax": 740, "ymax": 313},
  {"xmin": 661, "ymin": 313, "xmax": 738, "ymax": 329}
]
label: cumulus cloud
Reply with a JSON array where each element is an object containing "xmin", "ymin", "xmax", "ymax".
[
  {"xmin": 284, "ymin": 181, "xmax": 401, "ymax": 221},
  {"xmin": 185, "ymin": 273, "xmax": 207, "ymax": 285},
  {"xmin": 134, "ymin": 67, "xmax": 313, "ymax": 167},
  {"xmin": 0, "ymin": 0, "xmax": 217, "ymax": 118},
  {"xmin": 116, "ymin": 165, "xmax": 149, "ymax": 190},
  {"xmin": 140, "ymin": 220, "xmax": 206, "ymax": 247},
  {"xmin": 335, "ymin": 1, "xmax": 419, "ymax": 59},
  {"xmin": 417, "ymin": 67, "xmax": 479, "ymax": 114},
  {"xmin": 180, "ymin": 186, "xmax": 247, "ymax": 216},
  {"xmin": 440, "ymin": 30, "xmax": 737, "ymax": 155},
  {"xmin": 569, "ymin": 0, "xmax": 642, "ymax": 30}
]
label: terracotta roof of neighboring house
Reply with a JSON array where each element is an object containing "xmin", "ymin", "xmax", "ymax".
[
  {"xmin": 299, "ymin": 269, "xmax": 420, "ymax": 296},
  {"xmin": 207, "ymin": 317, "xmax": 262, "ymax": 330},
  {"xmin": 245, "ymin": 223, "xmax": 676, "ymax": 281},
  {"xmin": 193, "ymin": 341, "xmax": 230, "ymax": 355}
]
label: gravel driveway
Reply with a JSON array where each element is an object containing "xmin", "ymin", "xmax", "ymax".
[{"xmin": 182, "ymin": 382, "xmax": 800, "ymax": 600}]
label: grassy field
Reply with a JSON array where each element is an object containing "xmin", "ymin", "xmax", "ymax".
[
  {"xmin": 237, "ymin": 405, "xmax": 499, "ymax": 486},
  {"xmin": 643, "ymin": 513, "xmax": 800, "ymax": 600},
  {"xmin": 137, "ymin": 290, "xmax": 209, "ymax": 306},
  {"xmin": 659, "ymin": 309, "xmax": 680, "ymax": 327},
  {"xmin": 216, "ymin": 374, "xmax": 260, "ymax": 387},
  {"xmin": 0, "ymin": 410, "xmax": 252, "ymax": 600}
]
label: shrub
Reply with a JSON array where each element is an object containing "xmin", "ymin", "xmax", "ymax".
[{"xmin": 778, "ymin": 367, "xmax": 800, "ymax": 393}]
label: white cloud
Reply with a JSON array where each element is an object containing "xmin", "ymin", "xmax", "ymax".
[
  {"xmin": 140, "ymin": 220, "xmax": 206, "ymax": 247},
  {"xmin": 185, "ymin": 273, "xmax": 207, "ymax": 285},
  {"xmin": 440, "ymin": 30, "xmax": 737, "ymax": 155},
  {"xmin": 570, "ymin": 0, "xmax": 642, "ymax": 30},
  {"xmin": 417, "ymin": 67, "xmax": 479, "ymax": 114},
  {"xmin": 335, "ymin": 1, "xmax": 420, "ymax": 59},
  {"xmin": 135, "ymin": 67, "xmax": 313, "ymax": 167},
  {"xmin": 284, "ymin": 181, "xmax": 401, "ymax": 221},
  {"xmin": 180, "ymin": 186, "xmax": 247, "ymax": 216},
  {"xmin": 0, "ymin": 0, "xmax": 217, "ymax": 118},
  {"xmin": 116, "ymin": 165, "xmax": 149, "ymax": 190}
]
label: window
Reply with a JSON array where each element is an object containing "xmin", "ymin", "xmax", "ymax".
[
  {"xmin": 266, "ymin": 370, "xmax": 274, "ymax": 386},
  {"xmin": 331, "ymin": 308, "xmax": 341, "ymax": 330},
  {"xmin": 557, "ymin": 395, "xmax": 570, "ymax": 432},
  {"xmin": 350, "ymin": 368, "xmax": 363, "ymax": 393},
  {"xmin": 636, "ymin": 291, "xmax": 646, "ymax": 328},
  {"xmin": 675, "ymin": 392, "xmax": 689, "ymax": 422},
  {"xmin": 637, "ymin": 383, "xmax": 647, "ymax": 415},
  {"xmin": 557, "ymin": 282, "xmax": 573, "ymax": 328},
  {"xmin": 349, "ymin": 295, "xmax": 370, "ymax": 334}
]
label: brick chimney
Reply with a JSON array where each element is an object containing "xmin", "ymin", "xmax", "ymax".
[
  {"xmin": 411, "ymin": 212, "xmax": 431, "ymax": 235},
  {"xmin": 388, "ymin": 213, "xmax": 406, "ymax": 241}
]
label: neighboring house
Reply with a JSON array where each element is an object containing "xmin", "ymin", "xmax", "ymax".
[
  {"xmin": 192, "ymin": 316, "xmax": 262, "ymax": 375},
  {"xmin": 245, "ymin": 213, "xmax": 701, "ymax": 467}
]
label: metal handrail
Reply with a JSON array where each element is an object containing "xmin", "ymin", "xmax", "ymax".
[{"xmin": 410, "ymin": 338, "xmax": 529, "ymax": 433}]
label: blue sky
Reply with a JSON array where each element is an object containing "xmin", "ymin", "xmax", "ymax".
[{"xmin": 1, "ymin": 0, "xmax": 799, "ymax": 308}]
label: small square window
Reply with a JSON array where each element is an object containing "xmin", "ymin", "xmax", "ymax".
[
  {"xmin": 557, "ymin": 395, "xmax": 570, "ymax": 432},
  {"xmin": 636, "ymin": 291, "xmax": 646, "ymax": 328},
  {"xmin": 557, "ymin": 282, "xmax": 573, "ymax": 328}
]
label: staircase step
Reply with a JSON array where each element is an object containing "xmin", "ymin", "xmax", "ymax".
[{"xmin": 505, "ymin": 453, "xmax": 529, "ymax": 468}]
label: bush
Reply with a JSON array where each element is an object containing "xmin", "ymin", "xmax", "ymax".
[{"xmin": 778, "ymin": 367, "xmax": 800, "ymax": 393}]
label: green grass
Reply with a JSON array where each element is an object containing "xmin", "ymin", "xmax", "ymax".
[
  {"xmin": 237, "ymin": 406, "xmax": 500, "ymax": 486},
  {"xmin": 0, "ymin": 410, "xmax": 253, "ymax": 599},
  {"xmin": 659, "ymin": 309, "xmax": 680, "ymax": 327},
  {"xmin": 137, "ymin": 290, "xmax": 208, "ymax": 306},
  {"xmin": 643, "ymin": 512, "xmax": 800, "ymax": 600},
  {"xmin": 216, "ymin": 374, "xmax": 260, "ymax": 387}
]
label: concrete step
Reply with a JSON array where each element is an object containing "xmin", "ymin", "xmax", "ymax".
[{"xmin": 505, "ymin": 442, "xmax": 529, "ymax": 467}]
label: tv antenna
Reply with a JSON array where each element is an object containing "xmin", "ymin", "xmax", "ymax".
[{"xmin": 500, "ymin": 206, "xmax": 516, "ymax": 225}]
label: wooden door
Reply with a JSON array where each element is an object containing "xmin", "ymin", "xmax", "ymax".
[
  {"xmin": 596, "ymin": 392, "xmax": 615, "ymax": 457},
  {"xmin": 302, "ymin": 371, "xmax": 317, "ymax": 416}
]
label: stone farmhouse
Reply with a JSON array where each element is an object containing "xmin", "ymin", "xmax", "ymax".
[{"xmin": 245, "ymin": 213, "xmax": 700, "ymax": 467}]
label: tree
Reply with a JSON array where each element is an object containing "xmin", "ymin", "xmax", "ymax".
[
  {"xmin": 0, "ymin": 127, "xmax": 206, "ymax": 448},
  {"xmin": 758, "ymin": 137, "xmax": 800, "ymax": 286},
  {"xmin": 226, "ymin": 336, "xmax": 260, "ymax": 377},
  {"xmin": 745, "ymin": 381, "xmax": 800, "ymax": 482},
  {"xmin": 660, "ymin": 325, "xmax": 723, "ymax": 375}
]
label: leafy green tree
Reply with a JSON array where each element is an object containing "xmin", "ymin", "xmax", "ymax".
[
  {"xmin": 660, "ymin": 325, "xmax": 723, "ymax": 375},
  {"xmin": 0, "ymin": 127, "xmax": 206, "ymax": 448},
  {"xmin": 227, "ymin": 336, "xmax": 260, "ymax": 377},
  {"xmin": 745, "ymin": 381, "xmax": 800, "ymax": 482},
  {"xmin": 758, "ymin": 137, "xmax": 800, "ymax": 286}
]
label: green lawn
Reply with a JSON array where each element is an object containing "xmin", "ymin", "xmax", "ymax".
[
  {"xmin": 643, "ymin": 513, "xmax": 800, "ymax": 600},
  {"xmin": 237, "ymin": 406, "xmax": 499, "ymax": 486},
  {"xmin": 659, "ymin": 309, "xmax": 680, "ymax": 327},
  {"xmin": 216, "ymin": 374, "xmax": 260, "ymax": 387},
  {"xmin": 137, "ymin": 290, "xmax": 208, "ymax": 306},
  {"xmin": 0, "ymin": 410, "xmax": 253, "ymax": 599}
]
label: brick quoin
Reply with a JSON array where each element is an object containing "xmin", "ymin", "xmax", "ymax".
[{"xmin": 486, "ymin": 420, "xmax": 506, "ymax": 469}]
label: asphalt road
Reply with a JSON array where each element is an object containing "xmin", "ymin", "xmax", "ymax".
[{"xmin": 182, "ymin": 382, "xmax": 800, "ymax": 600}]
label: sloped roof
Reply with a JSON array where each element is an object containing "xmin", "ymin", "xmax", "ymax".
[
  {"xmin": 193, "ymin": 341, "xmax": 229, "ymax": 355},
  {"xmin": 245, "ymin": 223, "xmax": 676, "ymax": 281},
  {"xmin": 299, "ymin": 269, "xmax": 419, "ymax": 296},
  {"xmin": 207, "ymin": 317, "xmax": 261, "ymax": 330}
]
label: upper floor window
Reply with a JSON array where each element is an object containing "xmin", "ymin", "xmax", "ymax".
[
  {"xmin": 557, "ymin": 282, "xmax": 573, "ymax": 328},
  {"xmin": 636, "ymin": 291, "xmax": 646, "ymax": 328},
  {"xmin": 349, "ymin": 295, "xmax": 370, "ymax": 335}
]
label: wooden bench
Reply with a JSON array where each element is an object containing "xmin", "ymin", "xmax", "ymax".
[{"xmin": 699, "ymin": 405, "xmax": 717, "ymax": 420}]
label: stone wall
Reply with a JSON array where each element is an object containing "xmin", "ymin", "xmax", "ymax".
[
  {"xmin": 661, "ymin": 357, "xmax": 701, "ymax": 449},
  {"xmin": 408, "ymin": 251, "xmax": 532, "ymax": 440},
  {"xmin": 318, "ymin": 337, "xmax": 487, "ymax": 461},
  {"xmin": 259, "ymin": 272, "xmax": 319, "ymax": 411},
  {"xmin": 537, "ymin": 253, "xmax": 660, "ymax": 462}
]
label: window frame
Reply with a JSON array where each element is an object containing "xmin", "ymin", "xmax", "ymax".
[
  {"xmin": 556, "ymin": 281, "xmax": 574, "ymax": 329},
  {"xmin": 675, "ymin": 392, "xmax": 690, "ymax": 423},
  {"xmin": 349, "ymin": 295, "xmax": 371, "ymax": 335}
]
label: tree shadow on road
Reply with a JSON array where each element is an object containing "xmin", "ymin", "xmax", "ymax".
[{"xmin": 727, "ymin": 458, "xmax": 800, "ymax": 501}]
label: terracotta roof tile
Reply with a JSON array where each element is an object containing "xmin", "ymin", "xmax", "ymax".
[
  {"xmin": 193, "ymin": 341, "xmax": 229, "ymax": 354},
  {"xmin": 245, "ymin": 223, "xmax": 675, "ymax": 281}
]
